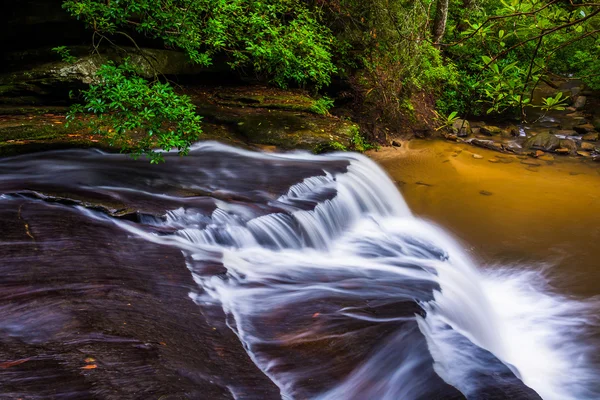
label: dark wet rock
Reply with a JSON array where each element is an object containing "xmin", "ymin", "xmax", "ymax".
[
  {"xmin": 0, "ymin": 47, "xmax": 209, "ymax": 105},
  {"xmin": 392, "ymin": 140, "xmax": 402, "ymax": 147},
  {"xmin": 523, "ymin": 132, "xmax": 560, "ymax": 152},
  {"xmin": 452, "ymin": 119, "xmax": 472, "ymax": 137},
  {"xmin": 480, "ymin": 125, "xmax": 503, "ymax": 136},
  {"xmin": 573, "ymin": 124, "xmax": 596, "ymax": 134},
  {"xmin": 571, "ymin": 86, "xmax": 582, "ymax": 97},
  {"xmin": 503, "ymin": 125, "xmax": 520, "ymax": 137},
  {"xmin": 573, "ymin": 95, "xmax": 587, "ymax": 110},
  {"xmin": 0, "ymin": 200, "xmax": 280, "ymax": 400}
]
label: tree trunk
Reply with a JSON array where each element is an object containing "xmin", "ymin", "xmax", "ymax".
[{"xmin": 432, "ymin": 0, "xmax": 449, "ymax": 46}]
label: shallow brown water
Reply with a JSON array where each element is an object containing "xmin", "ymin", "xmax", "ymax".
[{"xmin": 370, "ymin": 140, "xmax": 600, "ymax": 297}]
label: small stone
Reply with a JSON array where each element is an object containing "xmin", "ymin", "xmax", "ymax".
[
  {"xmin": 581, "ymin": 142, "xmax": 596, "ymax": 151},
  {"xmin": 582, "ymin": 132, "xmax": 599, "ymax": 141},
  {"xmin": 444, "ymin": 134, "xmax": 458, "ymax": 141},
  {"xmin": 392, "ymin": 140, "xmax": 402, "ymax": 147},
  {"xmin": 535, "ymin": 150, "xmax": 545, "ymax": 157},
  {"xmin": 479, "ymin": 190, "xmax": 493, "ymax": 196},
  {"xmin": 555, "ymin": 148, "xmax": 570, "ymax": 154},
  {"xmin": 488, "ymin": 158, "xmax": 499, "ymax": 163},
  {"xmin": 521, "ymin": 159, "xmax": 541, "ymax": 166},
  {"xmin": 577, "ymin": 151, "xmax": 591, "ymax": 157},
  {"xmin": 473, "ymin": 154, "xmax": 483, "ymax": 159}
]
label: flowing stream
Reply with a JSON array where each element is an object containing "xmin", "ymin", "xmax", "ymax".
[{"xmin": 0, "ymin": 142, "xmax": 598, "ymax": 399}]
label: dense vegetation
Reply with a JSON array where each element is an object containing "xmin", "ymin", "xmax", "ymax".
[{"xmin": 58, "ymin": 0, "xmax": 600, "ymax": 160}]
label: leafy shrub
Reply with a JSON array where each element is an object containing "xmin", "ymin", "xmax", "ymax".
[
  {"xmin": 310, "ymin": 96, "xmax": 335, "ymax": 115},
  {"xmin": 67, "ymin": 60, "xmax": 202, "ymax": 163},
  {"xmin": 63, "ymin": 0, "xmax": 336, "ymax": 89}
]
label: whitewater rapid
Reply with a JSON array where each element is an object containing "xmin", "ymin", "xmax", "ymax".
[{"xmin": 73, "ymin": 143, "xmax": 598, "ymax": 399}]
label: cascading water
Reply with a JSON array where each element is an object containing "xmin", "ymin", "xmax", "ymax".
[{"xmin": 1, "ymin": 142, "xmax": 598, "ymax": 399}]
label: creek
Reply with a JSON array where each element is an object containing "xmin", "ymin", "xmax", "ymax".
[{"xmin": 0, "ymin": 142, "xmax": 598, "ymax": 399}]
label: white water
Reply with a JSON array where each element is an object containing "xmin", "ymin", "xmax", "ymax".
[{"xmin": 81, "ymin": 143, "xmax": 599, "ymax": 399}]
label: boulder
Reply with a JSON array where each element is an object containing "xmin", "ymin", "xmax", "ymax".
[
  {"xmin": 452, "ymin": 119, "xmax": 472, "ymax": 137},
  {"xmin": 480, "ymin": 125, "xmax": 503, "ymax": 136},
  {"xmin": 559, "ymin": 139, "xmax": 577, "ymax": 154},
  {"xmin": 523, "ymin": 132, "xmax": 560, "ymax": 152}
]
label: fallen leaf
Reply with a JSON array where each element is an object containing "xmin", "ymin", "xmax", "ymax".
[
  {"xmin": 84, "ymin": 357, "xmax": 95, "ymax": 363},
  {"xmin": 0, "ymin": 358, "xmax": 31, "ymax": 369},
  {"xmin": 81, "ymin": 364, "xmax": 97, "ymax": 370}
]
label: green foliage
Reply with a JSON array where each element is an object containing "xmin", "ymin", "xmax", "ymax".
[
  {"xmin": 313, "ymin": 141, "xmax": 347, "ymax": 154},
  {"xmin": 309, "ymin": 96, "xmax": 334, "ymax": 115},
  {"xmin": 62, "ymin": 0, "xmax": 336, "ymax": 89},
  {"xmin": 349, "ymin": 126, "xmax": 377, "ymax": 152},
  {"xmin": 67, "ymin": 60, "xmax": 202, "ymax": 163},
  {"xmin": 538, "ymin": 92, "xmax": 570, "ymax": 112},
  {"xmin": 444, "ymin": 0, "xmax": 600, "ymax": 120},
  {"xmin": 434, "ymin": 111, "xmax": 460, "ymax": 131},
  {"xmin": 52, "ymin": 46, "xmax": 77, "ymax": 64}
]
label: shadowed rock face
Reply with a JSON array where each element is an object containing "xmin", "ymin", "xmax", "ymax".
[
  {"xmin": 0, "ymin": 145, "xmax": 543, "ymax": 400},
  {"xmin": 0, "ymin": 199, "xmax": 281, "ymax": 399}
]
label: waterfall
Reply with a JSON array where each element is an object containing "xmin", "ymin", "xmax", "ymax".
[{"xmin": 72, "ymin": 143, "xmax": 598, "ymax": 399}]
